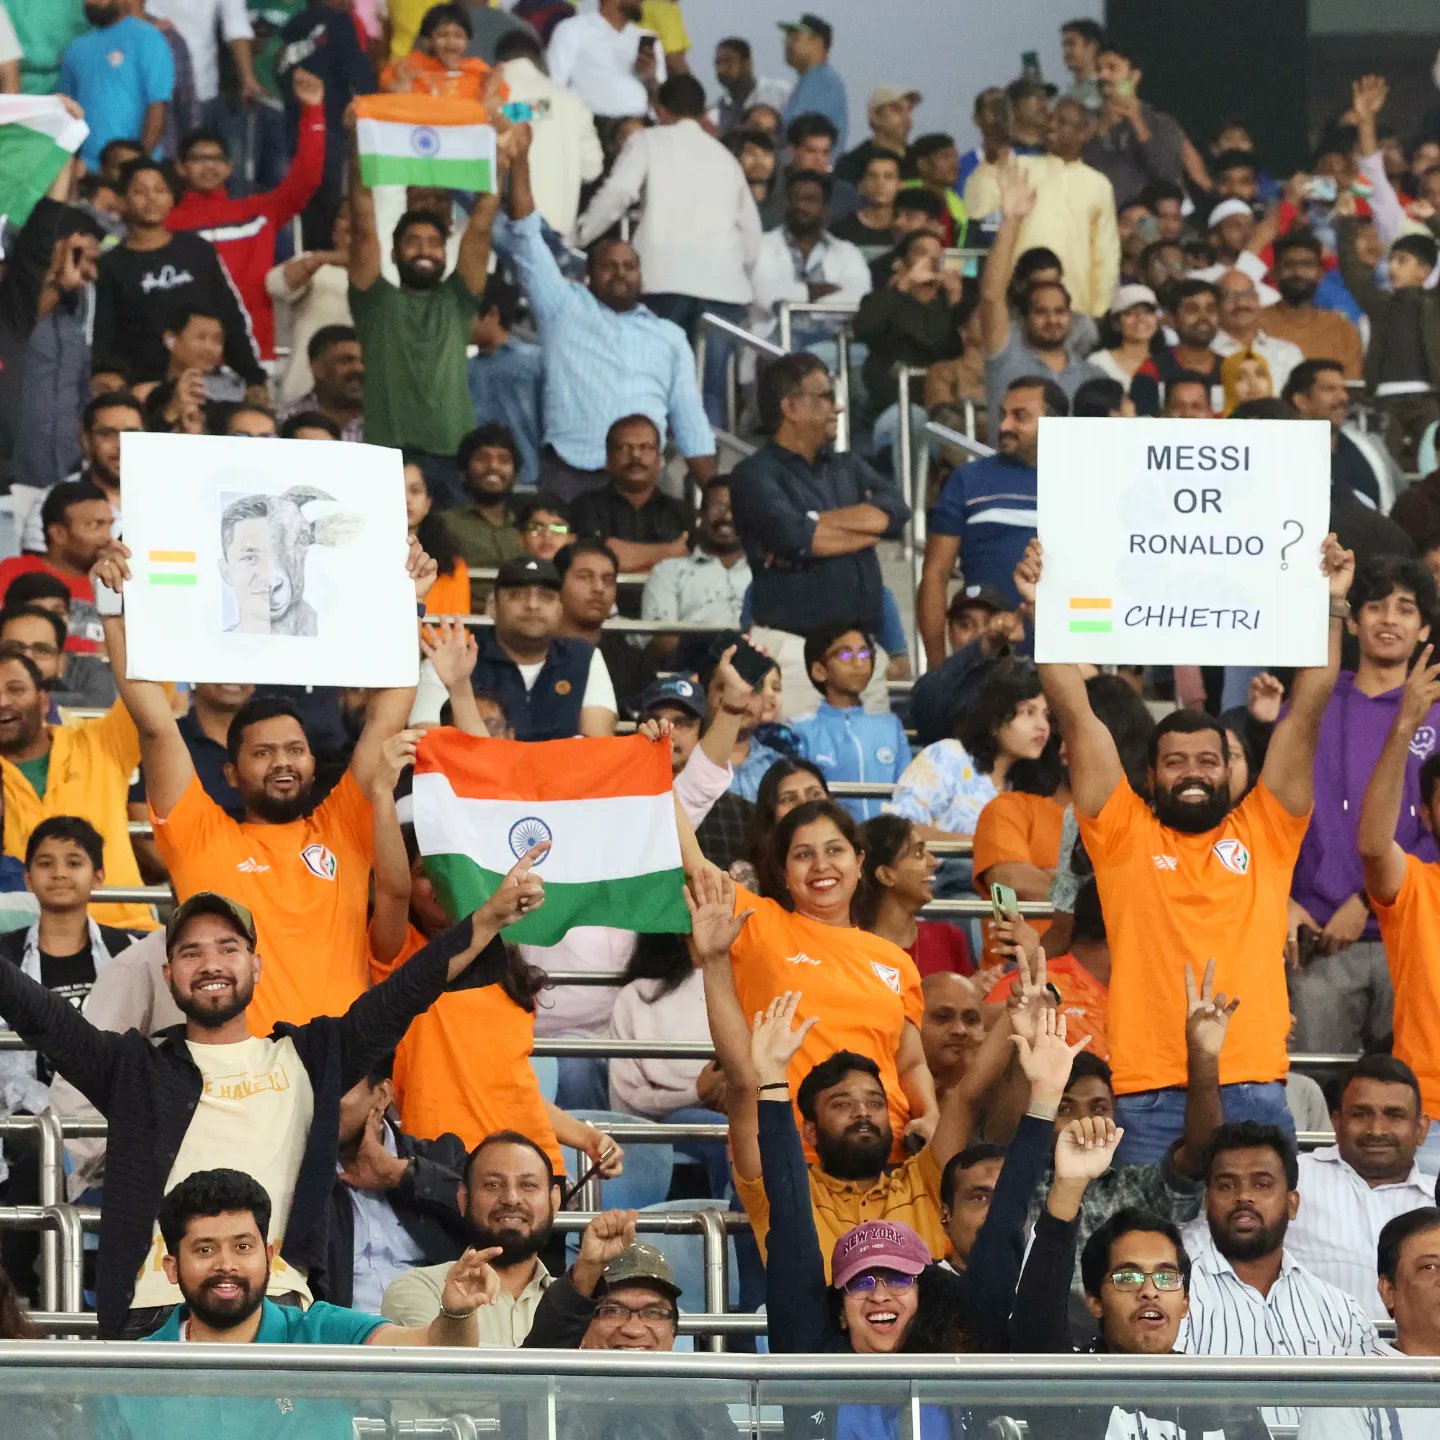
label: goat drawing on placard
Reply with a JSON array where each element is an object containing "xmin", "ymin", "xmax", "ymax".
[{"xmin": 218, "ymin": 486, "xmax": 365, "ymax": 637}]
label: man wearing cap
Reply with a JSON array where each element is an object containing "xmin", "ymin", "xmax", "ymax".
[
  {"xmin": 964, "ymin": 98, "xmax": 1118, "ymax": 318},
  {"xmin": 1188, "ymin": 201, "xmax": 1282, "ymax": 299},
  {"xmin": 779, "ymin": 14, "xmax": 848, "ymax": 151},
  {"xmin": 910, "ymin": 585, "xmax": 1029, "ymax": 747},
  {"xmin": 835, "ymin": 86, "xmax": 920, "ymax": 186},
  {"xmin": 0, "ymin": 866, "xmax": 545, "ymax": 1337},
  {"xmin": 470, "ymin": 555, "xmax": 618, "ymax": 741}
]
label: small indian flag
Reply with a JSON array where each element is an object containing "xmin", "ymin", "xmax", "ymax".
[
  {"xmin": 354, "ymin": 95, "xmax": 496, "ymax": 192},
  {"xmin": 146, "ymin": 550, "xmax": 198, "ymax": 587},
  {"xmin": 0, "ymin": 97, "xmax": 89, "ymax": 235},
  {"xmin": 413, "ymin": 730, "xmax": 689, "ymax": 946},
  {"xmin": 1068, "ymin": 596, "xmax": 1113, "ymax": 634}
]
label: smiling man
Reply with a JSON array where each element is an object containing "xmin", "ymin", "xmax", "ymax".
[{"xmin": 0, "ymin": 862, "xmax": 544, "ymax": 1337}]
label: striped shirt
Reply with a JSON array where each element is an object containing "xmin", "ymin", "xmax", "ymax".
[
  {"xmin": 494, "ymin": 210, "xmax": 714, "ymax": 471},
  {"xmin": 926, "ymin": 454, "xmax": 1038, "ymax": 609},
  {"xmin": 1179, "ymin": 1222, "xmax": 1377, "ymax": 1428},
  {"xmin": 1297, "ymin": 1340, "xmax": 1440, "ymax": 1439},
  {"xmin": 1288, "ymin": 1148, "xmax": 1435, "ymax": 1320}
]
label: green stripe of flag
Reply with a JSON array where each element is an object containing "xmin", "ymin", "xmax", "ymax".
[
  {"xmin": 424, "ymin": 853, "xmax": 690, "ymax": 946},
  {"xmin": 1068, "ymin": 620, "xmax": 1112, "ymax": 633},
  {"xmin": 358, "ymin": 154, "xmax": 493, "ymax": 190},
  {"xmin": 148, "ymin": 574, "xmax": 198, "ymax": 587},
  {"xmin": 0, "ymin": 123, "xmax": 78, "ymax": 231}
]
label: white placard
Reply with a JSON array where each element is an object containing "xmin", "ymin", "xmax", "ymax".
[
  {"xmin": 1034, "ymin": 417, "xmax": 1333, "ymax": 666},
  {"xmin": 120, "ymin": 433, "xmax": 418, "ymax": 686}
]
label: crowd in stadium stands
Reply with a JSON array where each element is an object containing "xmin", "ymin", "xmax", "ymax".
[{"xmin": 3, "ymin": 0, "xmax": 1440, "ymax": 1433}]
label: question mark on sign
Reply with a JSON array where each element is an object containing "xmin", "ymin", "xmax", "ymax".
[{"xmin": 1279, "ymin": 519, "xmax": 1303, "ymax": 571}]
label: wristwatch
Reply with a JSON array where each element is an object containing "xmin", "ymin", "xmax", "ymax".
[{"xmin": 1328, "ymin": 599, "xmax": 1350, "ymax": 619}]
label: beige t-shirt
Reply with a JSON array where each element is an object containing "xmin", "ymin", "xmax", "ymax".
[{"xmin": 131, "ymin": 1036, "xmax": 315, "ymax": 1308}]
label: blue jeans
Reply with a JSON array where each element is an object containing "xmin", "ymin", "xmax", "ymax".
[
  {"xmin": 1114, "ymin": 1080, "xmax": 1296, "ymax": 1168},
  {"xmin": 643, "ymin": 292, "xmax": 743, "ymax": 429},
  {"xmin": 555, "ymin": 1055, "xmax": 610, "ymax": 1113},
  {"xmin": 663, "ymin": 1103, "xmax": 732, "ymax": 1201}
]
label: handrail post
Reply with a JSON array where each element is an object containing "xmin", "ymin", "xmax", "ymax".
[
  {"xmin": 778, "ymin": 302, "xmax": 792, "ymax": 354},
  {"xmin": 694, "ymin": 328, "xmax": 707, "ymax": 394},
  {"xmin": 37, "ymin": 1111, "xmax": 63, "ymax": 1312},
  {"xmin": 895, "ymin": 367, "xmax": 920, "ymax": 675},
  {"xmin": 45, "ymin": 1203, "xmax": 83, "ymax": 1322},
  {"xmin": 725, "ymin": 348, "xmax": 739, "ymax": 436},
  {"xmin": 834, "ymin": 331, "xmax": 851, "ymax": 453},
  {"xmin": 696, "ymin": 1208, "xmax": 729, "ymax": 1355}
]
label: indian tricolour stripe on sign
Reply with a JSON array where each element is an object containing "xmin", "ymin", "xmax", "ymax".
[
  {"xmin": 0, "ymin": 97, "xmax": 89, "ymax": 234},
  {"xmin": 147, "ymin": 551, "xmax": 198, "ymax": 587},
  {"xmin": 354, "ymin": 95, "xmax": 496, "ymax": 192},
  {"xmin": 413, "ymin": 729, "xmax": 689, "ymax": 946}
]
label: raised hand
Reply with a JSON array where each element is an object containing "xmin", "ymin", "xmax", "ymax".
[
  {"xmin": 291, "ymin": 67, "xmax": 324, "ymax": 108},
  {"xmin": 373, "ymin": 728, "xmax": 421, "ymax": 798},
  {"xmin": 1011, "ymin": 1006, "xmax": 1091, "ymax": 1106},
  {"xmin": 1053, "ymin": 1115, "xmax": 1123, "ymax": 1182},
  {"xmin": 440, "ymin": 1246, "xmax": 503, "ymax": 1314},
  {"xmin": 1320, "ymin": 533, "xmax": 1355, "ymax": 603},
  {"xmin": 683, "ymin": 866, "xmax": 752, "ymax": 962},
  {"xmin": 421, "ymin": 617, "xmax": 479, "ymax": 688},
  {"xmin": 1013, "ymin": 537, "xmax": 1043, "ymax": 608},
  {"xmin": 1399, "ymin": 644, "xmax": 1440, "ymax": 730},
  {"xmin": 477, "ymin": 840, "xmax": 548, "ymax": 931},
  {"xmin": 407, "ymin": 534, "xmax": 439, "ymax": 603},
  {"xmin": 1184, "ymin": 958, "xmax": 1239, "ymax": 1061},
  {"xmin": 1004, "ymin": 941, "xmax": 1053, "ymax": 1047},
  {"xmin": 750, "ymin": 990, "xmax": 819, "ymax": 1088},
  {"xmin": 1351, "ymin": 74, "xmax": 1388, "ymax": 120},
  {"xmin": 637, "ymin": 716, "xmax": 673, "ymax": 745},
  {"xmin": 713, "ymin": 644, "xmax": 753, "ymax": 712},
  {"xmin": 1246, "ymin": 672, "xmax": 1285, "ymax": 725},
  {"xmin": 1000, "ymin": 162, "xmax": 1037, "ymax": 221},
  {"xmin": 992, "ymin": 911, "xmax": 1041, "ymax": 968},
  {"xmin": 577, "ymin": 1208, "xmax": 638, "ymax": 1272}
]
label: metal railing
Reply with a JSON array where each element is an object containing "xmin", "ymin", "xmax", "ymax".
[
  {"xmin": 774, "ymin": 300, "xmax": 862, "ymax": 453},
  {"xmin": 468, "ymin": 567, "xmax": 647, "ymax": 590},
  {"xmin": 696, "ymin": 311, "xmax": 786, "ymax": 440}
]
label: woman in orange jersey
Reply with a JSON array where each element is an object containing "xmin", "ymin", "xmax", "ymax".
[
  {"xmin": 366, "ymin": 726, "xmax": 622, "ymax": 1181},
  {"xmin": 405, "ymin": 462, "xmax": 470, "ymax": 617},
  {"xmin": 720, "ymin": 798, "xmax": 937, "ymax": 1159},
  {"xmin": 380, "ymin": 3, "xmax": 505, "ymax": 110}
]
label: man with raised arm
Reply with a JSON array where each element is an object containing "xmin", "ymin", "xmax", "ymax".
[
  {"xmin": 91, "ymin": 538, "xmax": 436, "ymax": 1035},
  {"xmin": 1358, "ymin": 645, "xmax": 1440, "ymax": 1173},
  {"xmin": 1014, "ymin": 534, "xmax": 1355, "ymax": 1166}
]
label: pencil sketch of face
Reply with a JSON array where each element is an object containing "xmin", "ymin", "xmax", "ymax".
[{"xmin": 220, "ymin": 495, "xmax": 274, "ymax": 635}]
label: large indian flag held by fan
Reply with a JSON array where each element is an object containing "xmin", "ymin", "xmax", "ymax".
[
  {"xmin": 354, "ymin": 95, "xmax": 496, "ymax": 192},
  {"xmin": 413, "ymin": 729, "xmax": 690, "ymax": 945},
  {"xmin": 0, "ymin": 97, "xmax": 88, "ymax": 234}
]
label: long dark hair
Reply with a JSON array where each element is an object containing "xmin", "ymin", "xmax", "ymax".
[
  {"xmin": 750, "ymin": 758, "xmax": 830, "ymax": 899},
  {"xmin": 414, "ymin": 504, "xmax": 461, "ymax": 577},
  {"xmin": 956, "ymin": 659, "xmax": 1044, "ymax": 777},
  {"xmin": 1087, "ymin": 674, "xmax": 1155, "ymax": 797},
  {"xmin": 768, "ymin": 799, "xmax": 863, "ymax": 915},
  {"xmin": 621, "ymin": 931, "xmax": 693, "ymax": 1002},
  {"xmin": 499, "ymin": 942, "xmax": 550, "ymax": 1012},
  {"xmin": 0, "ymin": 1261, "xmax": 37, "ymax": 1339},
  {"xmin": 853, "ymin": 814, "xmax": 914, "ymax": 930}
]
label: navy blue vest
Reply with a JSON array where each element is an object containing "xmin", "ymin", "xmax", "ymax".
[{"xmin": 471, "ymin": 632, "xmax": 594, "ymax": 741}]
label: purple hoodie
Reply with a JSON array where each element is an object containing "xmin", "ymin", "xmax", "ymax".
[{"xmin": 1291, "ymin": 670, "xmax": 1440, "ymax": 936}]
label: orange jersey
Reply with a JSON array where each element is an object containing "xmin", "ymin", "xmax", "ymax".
[
  {"xmin": 379, "ymin": 53, "xmax": 506, "ymax": 108},
  {"xmin": 152, "ymin": 771, "xmax": 375, "ymax": 1035},
  {"xmin": 971, "ymin": 791, "xmax": 1065, "ymax": 957},
  {"xmin": 1370, "ymin": 854, "xmax": 1440, "ymax": 1117},
  {"xmin": 376, "ymin": 925, "xmax": 562, "ymax": 1172},
  {"xmin": 985, "ymin": 953, "xmax": 1109, "ymax": 1059},
  {"xmin": 424, "ymin": 558, "xmax": 471, "ymax": 618},
  {"xmin": 1077, "ymin": 780, "xmax": 1306, "ymax": 1095},
  {"xmin": 730, "ymin": 885, "xmax": 923, "ymax": 1160}
]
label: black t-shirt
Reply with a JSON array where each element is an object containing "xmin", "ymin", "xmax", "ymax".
[
  {"xmin": 834, "ymin": 139, "xmax": 917, "ymax": 186},
  {"xmin": 832, "ymin": 211, "xmax": 895, "ymax": 247}
]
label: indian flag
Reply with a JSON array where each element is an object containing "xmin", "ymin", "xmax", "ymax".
[
  {"xmin": 146, "ymin": 550, "xmax": 198, "ymax": 588},
  {"xmin": 0, "ymin": 97, "xmax": 88, "ymax": 235},
  {"xmin": 354, "ymin": 95, "xmax": 496, "ymax": 192},
  {"xmin": 413, "ymin": 730, "xmax": 690, "ymax": 946}
]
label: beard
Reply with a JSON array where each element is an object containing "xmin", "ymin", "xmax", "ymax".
[
  {"xmin": 181, "ymin": 1270, "xmax": 266, "ymax": 1330},
  {"xmin": 466, "ymin": 472, "xmax": 514, "ymax": 503},
  {"xmin": 248, "ymin": 782, "xmax": 314, "ymax": 824},
  {"xmin": 173, "ymin": 972, "xmax": 256, "ymax": 1030},
  {"xmin": 1152, "ymin": 779, "xmax": 1232, "ymax": 834},
  {"xmin": 1276, "ymin": 276, "xmax": 1318, "ymax": 306},
  {"xmin": 815, "ymin": 1120, "xmax": 893, "ymax": 1180},
  {"xmin": 471, "ymin": 1214, "xmax": 554, "ymax": 1268},
  {"xmin": 84, "ymin": 3, "xmax": 120, "ymax": 25},
  {"xmin": 396, "ymin": 257, "xmax": 443, "ymax": 291},
  {"xmin": 1212, "ymin": 1208, "xmax": 1289, "ymax": 1263}
]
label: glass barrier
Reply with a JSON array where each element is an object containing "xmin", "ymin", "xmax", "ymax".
[{"xmin": 1, "ymin": 1347, "xmax": 1439, "ymax": 1440}]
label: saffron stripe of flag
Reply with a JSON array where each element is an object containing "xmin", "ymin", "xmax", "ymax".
[
  {"xmin": 146, "ymin": 550, "xmax": 199, "ymax": 587},
  {"xmin": 353, "ymin": 95, "xmax": 496, "ymax": 192}
]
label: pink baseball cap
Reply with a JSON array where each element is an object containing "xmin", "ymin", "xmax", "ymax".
[{"xmin": 830, "ymin": 1220, "xmax": 931, "ymax": 1290}]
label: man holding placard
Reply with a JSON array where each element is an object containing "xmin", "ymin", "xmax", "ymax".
[{"xmin": 1015, "ymin": 529, "xmax": 1355, "ymax": 1167}]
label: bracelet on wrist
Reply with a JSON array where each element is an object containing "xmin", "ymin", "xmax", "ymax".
[
  {"xmin": 1026, "ymin": 1101, "xmax": 1059, "ymax": 1122},
  {"xmin": 439, "ymin": 1303, "xmax": 477, "ymax": 1320},
  {"xmin": 1328, "ymin": 599, "xmax": 1350, "ymax": 620},
  {"xmin": 758, "ymin": 1081, "xmax": 789, "ymax": 1093}
]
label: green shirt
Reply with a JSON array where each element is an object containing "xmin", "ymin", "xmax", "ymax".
[
  {"xmin": 248, "ymin": 0, "xmax": 308, "ymax": 94},
  {"xmin": 349, "ymin": 271, "xmax": 476, "ymax": 456},
  {"xmin": 15, "ymin": 751, "xmax": 50, "ymax": 801},
  {"xmin": 13, "ymin": 0, "xmax": 87, "ymax": 95},
  {"xmin": 441, "ymin": 504, "xmax": 523, "ymax": 600}
]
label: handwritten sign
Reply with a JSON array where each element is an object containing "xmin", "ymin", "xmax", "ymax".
[
  {"xmin": 1034, "ymin": 417, "xmax": 1332, "ymax": 666},
  {"xmin": 120, "ymin": 433, "xmax": 418, "ymax": 686}
]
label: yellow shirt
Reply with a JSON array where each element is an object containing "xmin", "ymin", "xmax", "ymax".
[
  {"xmin": 640, "ymin": 0, "xmax": 689, "ymax": 54},
  {"xmin": 1, "ymin": 703, "xmax": 157, "ymax": 931},
  {"xmin": 387, "ymin": 0, "xmax": 437, "ymax": 58},
  {"xmin": 734, "ymin": 1144, "xmax": 947, "ymax": 1279},
  {"xmin": 963, "ymin": 153, "xmax": 1121, "ymax": 317}
]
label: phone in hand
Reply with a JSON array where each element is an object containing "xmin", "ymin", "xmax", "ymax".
[
  {"xmin": 710, "ymin": 633, "xmax": 774, "ymax": 691},
  {"xmin": 1307, "ymin": 176, "xmax": 1338, "ymax": 203},
  {"xmin": 638, "ymin": 34, "xmax": 657, "ymax": 56},
  {"xmin": 990, "ymin": 882, "xmax": 1019, "ymax": 925},
  {"xmin": 1113, "ymin": 77, "xmax": 1136, "ymax": 98}
]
